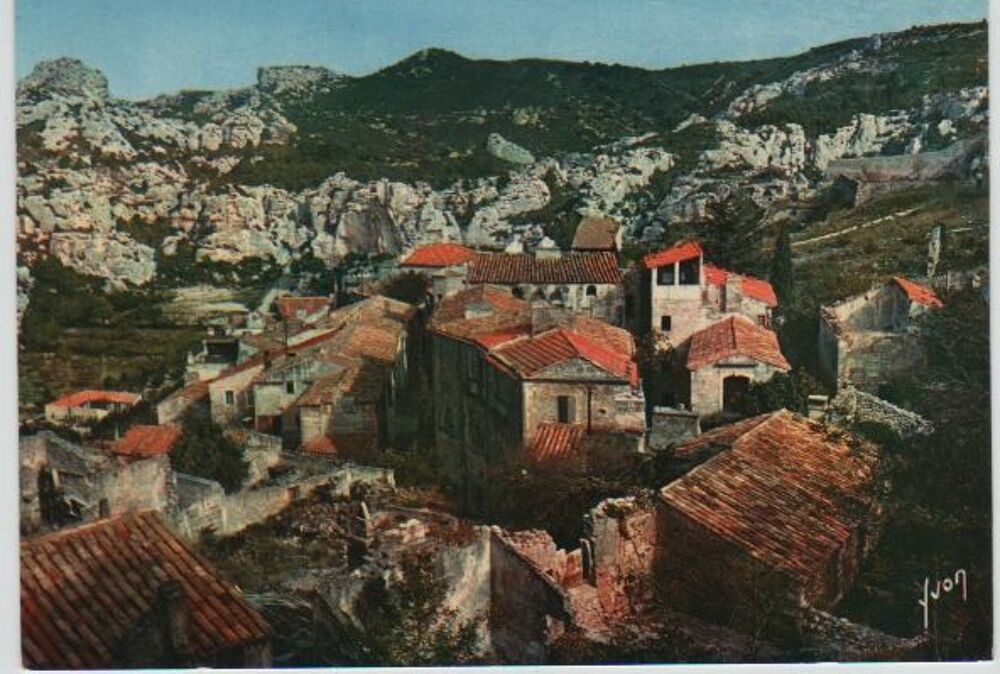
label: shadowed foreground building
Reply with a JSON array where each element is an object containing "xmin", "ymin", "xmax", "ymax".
[{"xmin": 21, "ymin": 510, "xmax": 271, "ymax": 669}]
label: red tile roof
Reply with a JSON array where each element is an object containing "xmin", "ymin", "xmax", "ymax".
[
  {"xmin": 276, "ymin": 296, "xmax": 330, "ymax": 321},
  {"xmin": 400, "ymin": 243, "xmax": 476, "ymax": 267},
  {"xmin": 491, "ymin": 328, "xmax": 639, "ymax": 384},
  {"xmin": 526, "ymin": 423, "xmax": 587, "ymax": 464},
  {"xmin": 642, "ymin": 241, "xmax": 703, "ymax": 269},
  {"xmin": 893, "ymin": 276, "xmax": 943, "ymax": 308},
  {"xmin": 660, "ymin": 410, "xmax": 881, "ymax": 583},
  {"xmin": 686, "ymin": 316, "xmax": 790, "ymax": 371},
  {"xmin": 21, "ymin": 511, "xmax": 270, "ymax": 669},
  {"xmin": 704, "ymin": 264, "xmax": 779, "ymax": 307},
  {"xmin": 113, "ymin": 424, "xmax": 182, "ymax": 458},
  {"xmin": 429, "ymin": 285, "xmax": 533, "ymax": 343},
  {"xmin": 47, "ymin": 390, "xmax": 140, "ymax": 409},
  {"xmin": 468, "ymin": 251, "xmax": 622, "ymax": 284}
]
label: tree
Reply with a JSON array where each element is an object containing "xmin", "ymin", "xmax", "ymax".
[
  {"xmin": 380, "ymin": 271, "xmax": 430, "ymax": 305},
  {"xmin": 769, "ymin": 225, "xmax": 794, "ymax": 307},
  {"xmin": 170, "ymin": 411, "xmax": 249, "ymax": 493}
]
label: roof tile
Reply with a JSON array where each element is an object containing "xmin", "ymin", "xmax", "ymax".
[
  {"xmin": 400, "ymin": 243, "xmax": 476, "ymax": 267},
  {"xmin": 468, "ymin": 251, "xmax": 621, "ymax": 284},
  {"xmin": 686, "ymin": 316, "xmax": 790, "ymax": 371}
]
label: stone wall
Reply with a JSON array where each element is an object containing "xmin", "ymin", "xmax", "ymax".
[
  {"xmin": 172, "ymin": 462, "xmax": 395, "ymax": 539},
  {"xmin": 827, "ymin": 387, "xmax": 933, "ymax": 438},
  {"xmin": 588, "ymin": 496, "xmax": 658, "ymax": 620},
  {"xmin": 649, "ymin": 407, "xmax": 701, "ymax": 449},
  {"xmin": 522, "ymin": 378, "xmax": 639, "ymax": 445},
  {"xmin": 489, "ymin": 528, "xmax": 573, "ymax": 663},
  {"xmin": 209, "ymin": 363, "xmax": 264, "ymax": 426}
]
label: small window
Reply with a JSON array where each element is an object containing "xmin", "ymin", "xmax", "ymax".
[
  {"xmin": 286, "ymin": 381, "xmax": 295, "ymax": 395},
  {"xmin": 224, "ymin": 390, "xmax": 235, "ymax": 406},
  {"xmin": 758, "ymin": 314, "xmax": 768, "ymax": 327},
  {"xmin": 586, "ymin": 285, "xmax": 598, "ymax": 297},
  {"xmin": 557, "ymin": 395, "xmax": 574, "ymax": 424},
  {"xmin": 660, "ymin": 316, "xmax": 672, "ymax": 332},
  {"xmin": 679, "ymin": 258, "xmax": 700, "ymax": 285},
  {"xmin": 657, "ymin": 265, "xmax": 675, "ymax": 286},
  {"xmin": 512, "ymin": 287, "xmax": 524, "ymax": 299}
]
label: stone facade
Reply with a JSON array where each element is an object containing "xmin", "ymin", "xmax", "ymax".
[
  {"xmin": 819, "ymin": 280, "xmax": 937, "ymax": 392},
  {"xmin": 20, "ymin": 432, "xmax": 173, "ymax": 535},
  {"xmin": 639, "ymin": 244, "xmax": 776, "ymax": 348},
  {"xmin": 689, "ymin": 358, "xmax": 785, "ymax": 417},
  {"xmin": 208, "ymin": 362, "xmax": 265, "ymax": 426}
]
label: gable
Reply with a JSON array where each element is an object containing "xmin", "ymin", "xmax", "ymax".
[{"xmin": 532, "ymin": 357, "xmax": 625, "ymax": 381}]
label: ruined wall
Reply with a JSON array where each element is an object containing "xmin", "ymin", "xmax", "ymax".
[
  {"xmin": 827, "ymin": 387, "xmax": 933, "ymax": 438},
  {"xmin": 172, "ymin": 463, "xmax": 395, "ymax": 539},
  {"xmin": 837, "ymin": 331, "xmax": 924, "ymax": 393},
  {"xmin": 589, "ymin": 496, "xmax": 658, "ymax": 619},
  {"xmin": 489, "ymin": 528, "xmax": 573, "ymax": 664},
  {"xmin": 100, "ymin": 455, "xmax": 173, "ymax": 515}
]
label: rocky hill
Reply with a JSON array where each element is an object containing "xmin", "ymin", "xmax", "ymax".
[{"xmin": 15, "ymin": 21, "xmax": 988, "ymax": 315}]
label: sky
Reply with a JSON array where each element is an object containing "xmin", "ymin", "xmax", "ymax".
[{"xmin": 15, "ymin": 0, "xmax": 989, "ymax": 99}]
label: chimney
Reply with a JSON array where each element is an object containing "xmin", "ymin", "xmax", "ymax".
[
  {"xmin": 534, "ymin": 236, "xmax": 562, "ymax": 260},
  {"xmin": 98, "ymin": 498, "xmax": 110, "ymax": 519},
  {"xmin": 505, "ymin": 236, "xmax": 525, "ymax": 255},
  {"xmin": 530, "ymin": 300, "xmax": 560, "ymax": 334},
  {"xmin": 724, "ymin": 274, "xmax": 743, "ymax": 314},
  {"xmin": 159, "ymin": 580, "xmax": 192, "ymax": 662}
]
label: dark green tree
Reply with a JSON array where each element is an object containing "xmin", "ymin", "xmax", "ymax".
[
  {"xmin": 170, "ymin": 411, "xmax": 249, "ymax": 493},
  {"xmin": 769, "ymin": 225, "xmax": 795, "ymax": 307}
]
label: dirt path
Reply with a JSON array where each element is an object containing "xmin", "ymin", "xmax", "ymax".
[{"xmin": 792, "ymin": 207, "xmax": 921, "ymax": 248}]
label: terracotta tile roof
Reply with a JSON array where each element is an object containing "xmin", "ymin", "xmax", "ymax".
[
  {"xmin": 526, "ymin": 423, "xmax": 587, "ymax": 463},
  {"xmin": 429, "ymin": 285, "xmax": 533, "ymax": 343},
  {"xmin": 704, "ymin": 264, "xmax": 779, "ymax": 307},
  {"xmin": 343, "ymin": 323, "xmax": 402, "ymax": 363},
  {"xmin": 572, "ymin": 217, "xmax": 620, "ymax": 251},
  {"xmin": 467, "ymin": 251, "xmax": 622, "ymax": 284},
  {"xmin": 400, "ymin": 243, "xmax": 476, "ymax": 267},
  {"xmin": 47, "ymin": 390, "xmax": 140, "ymax": 409},
  {"xmin": 276, "ymin": 296, "xmax": 330, "ymax": 321},
  {"xmin": 642, "ymin": 241, "xmax": 703, "ymax": 269},
  {"xmin": 660, "ymin": 410, "xmax": 881, "ymax": 583},
  {"xmin": 893, "ymin": 276, "xmax": 943, "ymax": 308},
  {"xmin": 686, "ymin": 316, "xmax": 790, "ymax": 371},
  {"xmin": 112, "ymin": 424, "xmax": 182, "ymax": 458},
  {"xmin": 21, "ymin": 511, "xmax": 270, "ymax": 669},
  {"xmin": 491, "ymin": 328, "xmax": 638, "ymax": 384}
]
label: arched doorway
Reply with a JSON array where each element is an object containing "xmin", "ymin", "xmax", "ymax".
[{"xmin": 722, "ymin": 375, "xmax": 750, "ymax": 413}]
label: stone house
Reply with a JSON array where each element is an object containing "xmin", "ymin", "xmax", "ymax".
[
  {"xmin": 819, "ymin": 276, "xmax": 943, "ymax": 392},
  {"xmin": 428, "ymin": 286, "xmax": 643, "ymax": 506},
  {"xmin": 44, "ymin": 389, "xmax": 140, "ymax": 425},
  {"xmin": 634, "ymin": 240, "xmax": 778, "ymax": 346},
  {"xmin": 19, "ymin": 431, "xmax": 174, "ymax": 536},
  {"xmin": 656, "ymin": 410, "xmax": 882, "ymax": 636},
  {"xmin": 681, "ymin": 316, "xmax": 791, "ymax": 417},
  {"xmin": 21, "ymin": 510, "xmax": 272, "ymax": 669},
  {"xmin": 398, "ymin": 242, "xmax": 476, "ymax": 301},
  {"xmin": 571, "ymin": 216, "xmax": 622, "ymax": 252},
  {"xmin": 466, "ymin": 244, "xmax": 624, "ymax": 324}
]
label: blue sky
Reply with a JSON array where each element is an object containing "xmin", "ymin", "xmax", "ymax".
[{"xmin": 15, "ymin": 0, "xmax": 987, "ymax": 99}]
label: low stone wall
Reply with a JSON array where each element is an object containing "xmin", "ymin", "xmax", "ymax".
[
  {"xmin": 172, "ymin": 462, "xmax": 395, "ymax": 539},
  {"xmin": 828, "ymin": 387, "xmax": 933, "ymax": 439}
]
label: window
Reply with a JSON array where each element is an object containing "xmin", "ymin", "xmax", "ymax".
[
  {"xmin": 512, "ymin": 287, "xmax": 524, "ymax": 299},
  {"xmin": 660, "ymin": 316, "xmax": 672, "ymax": 332},
  {"xmin": 758, "ymin": 314, "xmax": 768, "ymax": 328},
  {"xmin": 679, "ymin": 258, "xmax": 700, "ymax": 285},
  {"xmin": 285, "ymin": 381, "xmax": 295, "ymax": 395},
  {"xmin": 586, "ymin": 285, "xmax": 598, "ymax": 297},
  {"xmin": 224, "ymin": 390, "xmax": 235, "ymax": 406},
  {"xmin": 657, "ymin": 265, "xmax": 675, "ymax": 286},
  {"xmin": 557, "ymin": 395, "xmax": 575, "ymax": 424}
]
